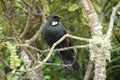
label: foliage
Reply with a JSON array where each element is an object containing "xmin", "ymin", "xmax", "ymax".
[
  {"xmin": 0, "ymin": 26, "xmax": 4, "ymax": 49},
  {"xmin": 41, "ymin": 0, "xmax": 50, "ymax": 16},
  {"xmin": 5, "ymin": 41, "xmax": 21, "ymax": 70},
  {"xmin": 0, "ymin": 0, "xmax": 120, "ymax": 80}
]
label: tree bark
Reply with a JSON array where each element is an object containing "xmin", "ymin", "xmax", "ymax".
[{"xmin": 79, "ymin": 0, "xmax": 106, "ymax": 80}]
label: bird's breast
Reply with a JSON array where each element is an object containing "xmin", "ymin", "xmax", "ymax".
[{"xmin": 44, "ymin": 26, "xmax": 64, "ymax": 46}]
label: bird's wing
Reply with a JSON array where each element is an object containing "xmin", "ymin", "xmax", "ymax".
[
  {"xmin": 56, "ymin": 37, "xmax": 75, "ymax": 59},
  {"xmin": 58, "ymin": 24, "xmax": 74, "ymax": 51},
  {"xmin": 57, "ymin": 37, "xmax": 74, "ymax": 52}
]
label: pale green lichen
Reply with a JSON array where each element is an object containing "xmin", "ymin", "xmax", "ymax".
[
  {"xmin": 89, "ymin": 36, "xmax": 111, "ymax": 62},
  {"xmin": 5, "ymin": 41, "xmax": 21, "ymax": 70}
]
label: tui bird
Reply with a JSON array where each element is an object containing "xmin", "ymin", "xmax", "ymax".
[{"xmin": 43, "ymin": 14, "xmax": 80, "ymax": 72}]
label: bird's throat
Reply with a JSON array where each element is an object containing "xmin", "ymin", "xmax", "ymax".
[{"xmin": 52, "ymin": 21, "xmax": 58, "ymax": 26}]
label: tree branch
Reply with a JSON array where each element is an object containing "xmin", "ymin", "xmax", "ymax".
[
  {"xmin": 20, "ymin": 9, "xmax": 32, "ymax": 38},
  {"xmin": 83, "ymin": 60, "xmax": 93, "ymax": 80},
  {"xmin": 101, "ymin": 0, "xmax": 110, "ymax": 13},
  {"xmin": 99, "ymin": 0, "xmax": 110, "ymax": 22},
  {"xmin": 67, "ymin": 34, "xmax": 90, "ymax": 42},
  {"xmin": 27, "ymin": 6, "xmax": 47, "ymax": 44},
  {"xmin": 20, "ymin": 0, "xmax": 39, "ymax": 39},
  {"xmin": 21, "ymin": 0, "xmax": 32, "ymax": 9},
  {"xmin": 105, "ymin": 2, "xmax": 120, "ymax": 40},
  {"xmin": 0, "ymin": 0, "xmax": 17, "ymax": 35},
  {"xmin": 17, "ymin": 44, "xmax": 89, "ymax": 53},
  {"xmin": 0, "ymin": 57, "xmax": 11, "ymax": 68},
  {"xmin": 17, "ymin": 33, "xmax": 90, "ymax": 53},
  {"xmin": 79, "ymin": 0, "xmax": 103, "ymax": 37}
]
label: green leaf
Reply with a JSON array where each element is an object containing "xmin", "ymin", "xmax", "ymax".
[{"xmin": 68, "ymin": 4, "xmax": 79, "ymax": 12}]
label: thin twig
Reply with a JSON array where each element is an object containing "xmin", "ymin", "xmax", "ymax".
[
  {"xmin": 20, "ymin": 10, "xmax": 32, "ymax": 38},
  {"xmin": 0, "ymin": 57, "xmax": 11, "ymax": 68},
  {"xmin": 22, "ymin": 0, "xmax": 32, "ymax": 9},
  {"xmin": 20, "ymin": 0, "xmax": 37, "ymax": 39},
  {"xmin": 101, "ymin": 0, "xmax": 110, "ymax": 13},
  {"xmin": 44, "ymin": 45, "xmax": 89, "ymax": 52},
  {"xmin": 105, "ymin": 2, "xmax": 120, "ymax": 40},
  {"xmin": 16, "ymin": 61, "xmax": 75, "ymax": 72},
  {"xmin": 39, "ymin": 62, "xmax": 71, "ymax": 67},
  {"xmin": 67, "ymin": 34, "xmax": 90, "ymax": 42},
  {"xmin": 17, "ymin": 44, "xmax": 89, "ymax": 53},
  {"xmin": 83, "ymin": 60, "xmax": 93, "ymax": 80},
  {"xmin": 4, "ymin": 37, "xmax": 14, "ymax": 40},
  {"xmin": 99, "ymin": 0, "xmax": 110, "ymax": 22},
  {"xmin": 0, "ymin": 0, "xmax": 17, "ymax": 35},
  {"xmin": 27, "ymin": 6, "xmax": 47, "ymax": 44},
  {"xmin": 17, "ymin": 33, "xmax": 90, "ymax": 53}
]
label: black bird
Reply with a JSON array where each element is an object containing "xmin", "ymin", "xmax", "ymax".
[{"xmin": 43, "ymin": 14, "xmax": 80, "ymax": 72}]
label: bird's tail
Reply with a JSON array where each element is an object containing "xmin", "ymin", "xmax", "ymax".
[
  {"xmin": 63, "ymin": 59, "xmax": 80, "ymax": 72},
  {"xmin": 57, "ymin": 50, "xmax": 80, "ymax": 72}
]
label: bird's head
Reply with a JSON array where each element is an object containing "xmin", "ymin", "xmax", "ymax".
[{"xmin": 48, "ymin": 14, "xmax": 61, "ymax": 26}]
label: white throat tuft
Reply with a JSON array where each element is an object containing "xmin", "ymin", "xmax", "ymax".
[{"xmin": 52, "ymin": 21, "xmax": 58, "ymax": 25}]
